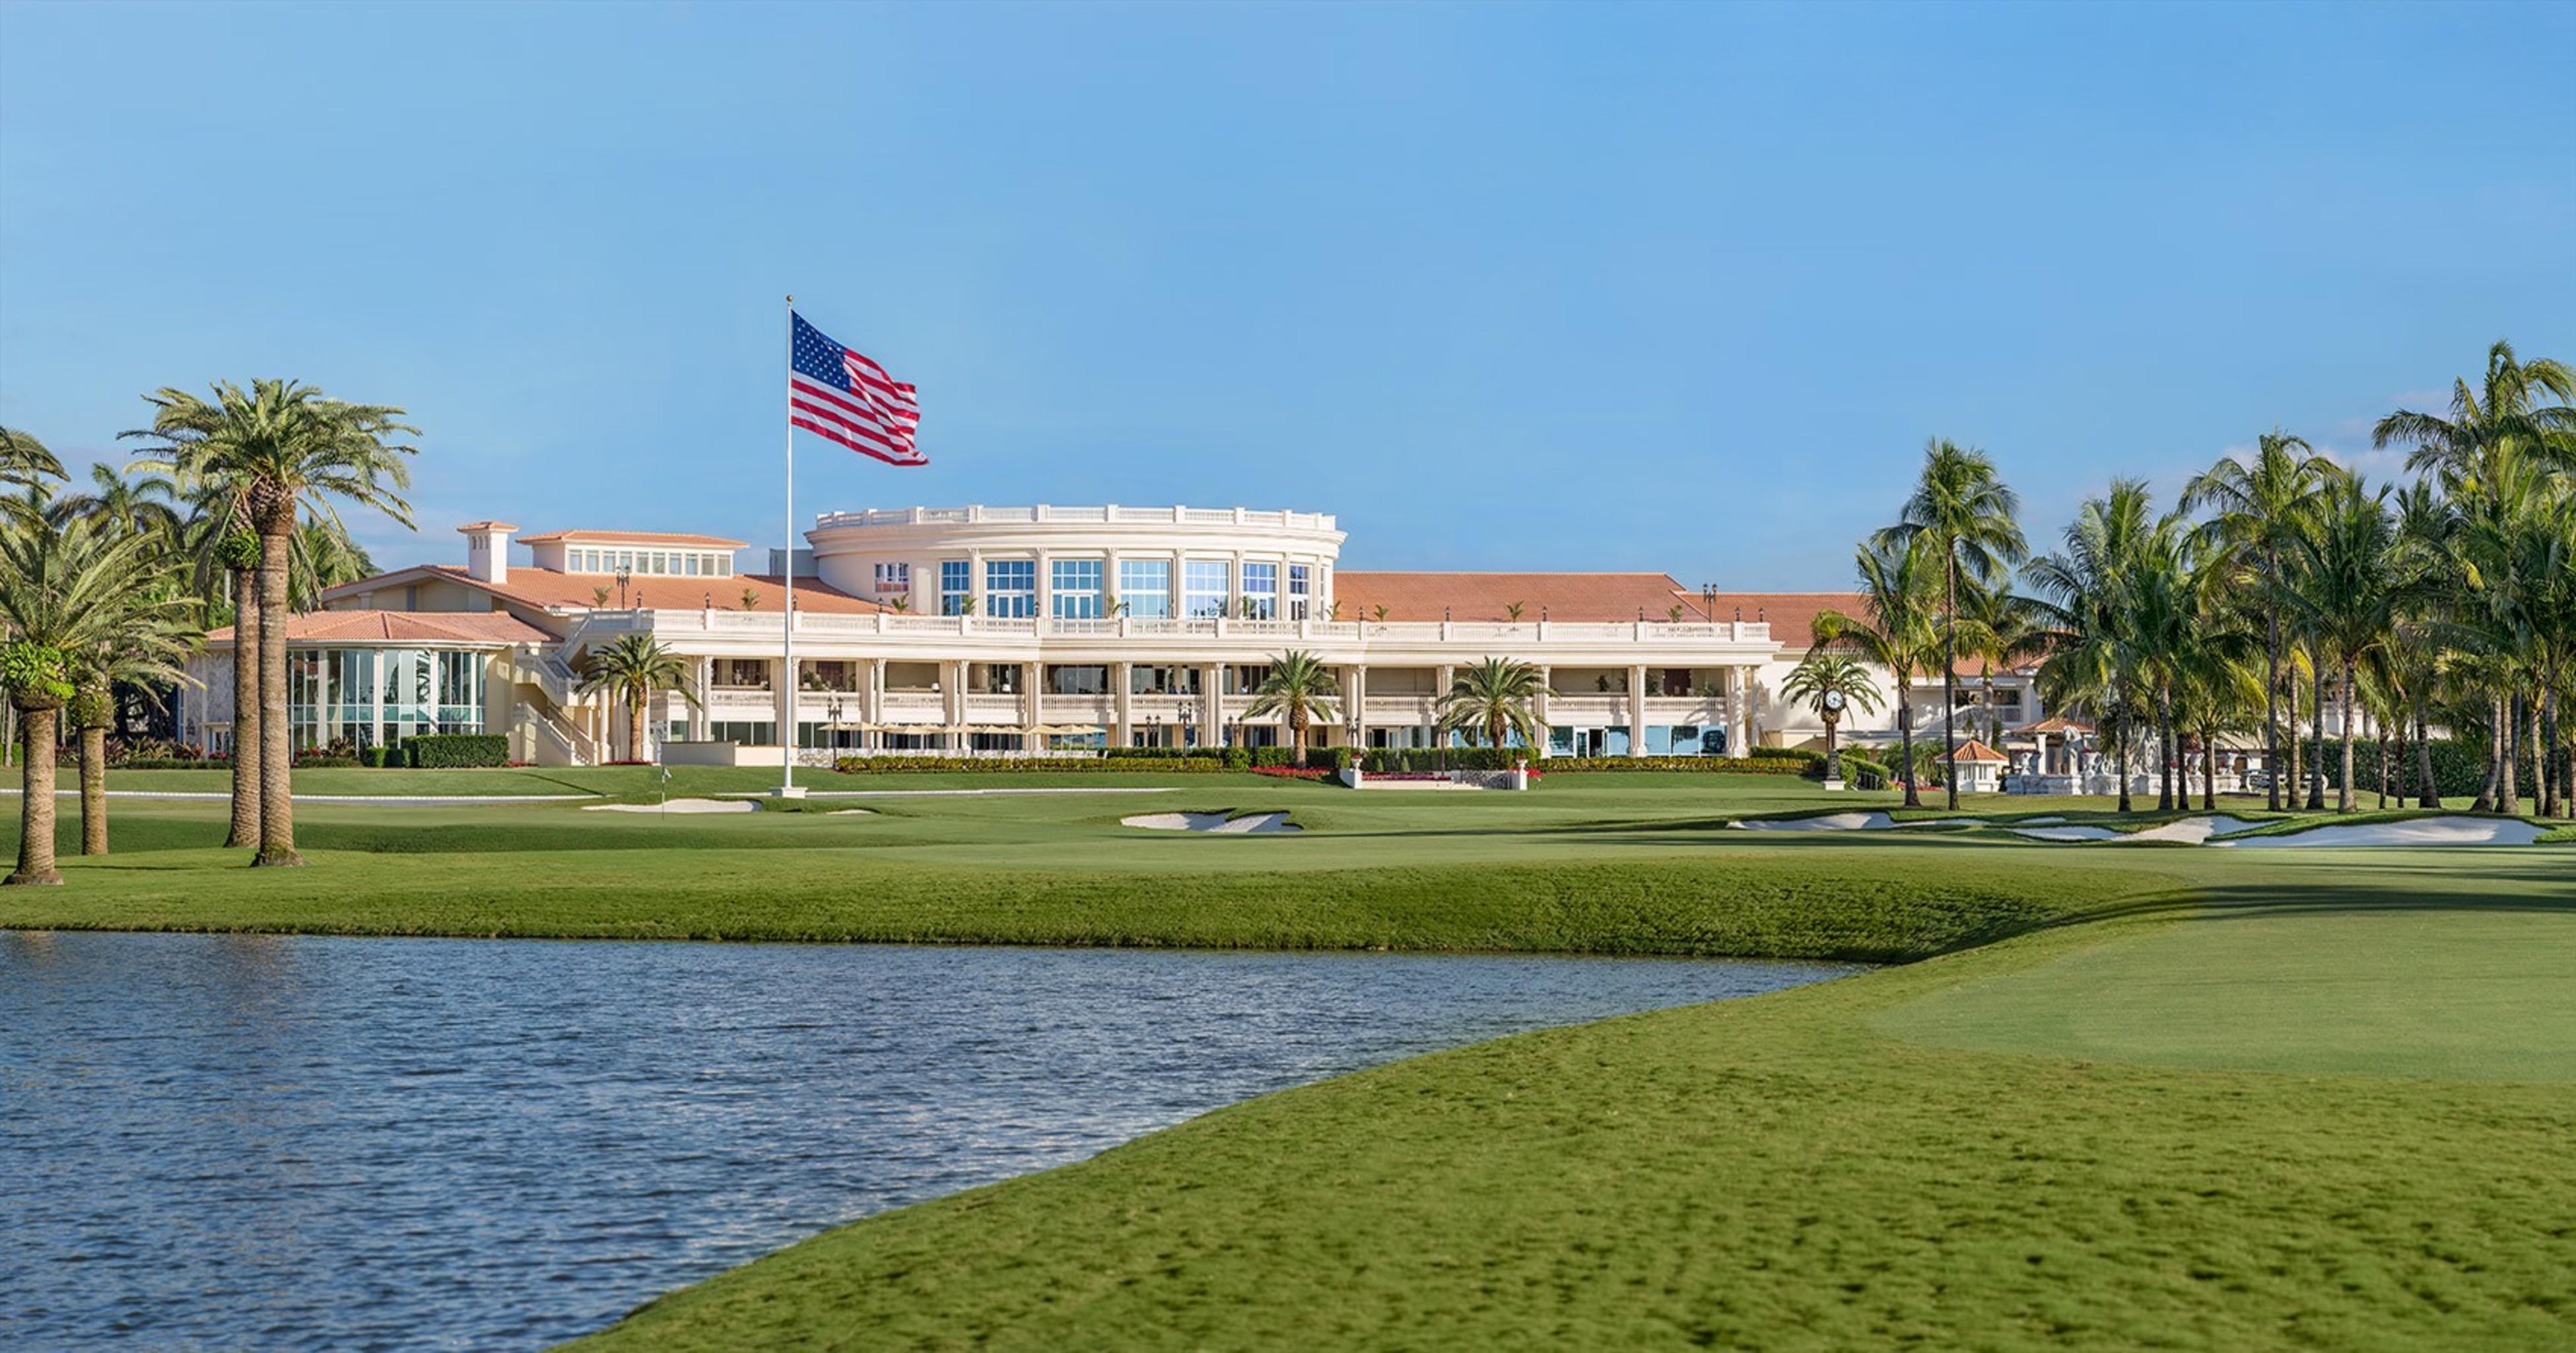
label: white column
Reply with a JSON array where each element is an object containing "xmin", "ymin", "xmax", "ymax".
[
  {"xmin": 1114, "ymin": 661, "xmax": 1134, "ymax": 748},
  {"xmin": 1346, "ymin": 664, "xmax": 1368, "ymax": 746},
  {"xmin": 1034, "ymin": 551, "xmax": 1053, "ymax": 622},
  {"xmin": 691, "ymin": 656, "xmax": 712, "ymax": 740},
  {"xmin": 1740, "ymin": 665, "xmax": 1762, "ymax": 752},
  {"xmin": 1434, "ymin": 664, "xmax": 1454, "ymax": 746},
  {"xmin": 776, "ymin": 655, "xmax": 796, "ymax": 750},
  {"xmin": 1533, "ymin": 665, "xmax": 1552, "ymax": 754},
  {"xmin": 1627, "ymin": 663, "xmax": 1648, "ymax": 757},
  {"xmin": 1202, "ymin": 663, "xmax": 1223, "ymax": 744},
  {"xmin": 1728, "ymin": 667, "xmax": 1746, "ymax": 758},
  {"xmin": 1023, "ymin": 661, "xmax": 1040, "ymax": 746}
]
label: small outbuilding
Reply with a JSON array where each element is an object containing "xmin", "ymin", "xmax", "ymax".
[{"xmin": 1949, "ymin": 739, "xmax": 2008, "ymax": 793}]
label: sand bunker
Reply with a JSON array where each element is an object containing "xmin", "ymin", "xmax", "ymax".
[
  {"xmin": 1735, "ymin": 812, "xmax": 1979, "ymax": 832},
  {"xmin": 2012, "ymin": 814, "xmax": 2269, "ymax": 844},
  {"xmin": 582, "ymin": 798, "xmax": 757, "ymax": 814},
  {"xmin": 2012, "ymin": 824, "xmax": 2122, "ymax": 842},
  {"xmin": 2216, "ymin": 815, "xmax": 2548, "ymax": 849},
  {"xmin": 828, "ymin": 808, "xmax": 877, "ymax": 816},
  {"xmin": 1122, "ymin": 811, "xmax": 1301, "ymax": 834},
  {"xmin": 1735, "ymin": 811, "xmax": 1893, "ymax": 832}
]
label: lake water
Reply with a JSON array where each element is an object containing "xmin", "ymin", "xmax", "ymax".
[{"xmin": 0, "ymin": 931, "xmax": 1854, "ymax": 1350}]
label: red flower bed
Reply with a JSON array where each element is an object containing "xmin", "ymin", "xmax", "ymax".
[{"xmin": 1252, "ymin": 765, "xmax": 1332, "ymax": 781}]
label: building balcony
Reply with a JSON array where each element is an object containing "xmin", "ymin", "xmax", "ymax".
[{"xmin": 587, "ymin": 609, "xmax": 1775, "ymax": 655}]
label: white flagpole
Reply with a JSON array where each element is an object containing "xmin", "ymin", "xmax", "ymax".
[{"xmin": 781, "ymin": 294, "xmax": 797, "ymax": 796}]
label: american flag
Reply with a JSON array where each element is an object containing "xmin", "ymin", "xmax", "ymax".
[{"xmin": 790, "ymin": 312, "xmax": 924, "ymax": 466}]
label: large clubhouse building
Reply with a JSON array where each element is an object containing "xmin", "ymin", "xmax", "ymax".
[{"xmin": 178, "ymin": 505, "xmax": 2053, "ymax": 768}]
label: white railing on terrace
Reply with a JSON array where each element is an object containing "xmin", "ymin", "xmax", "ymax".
[
  {"xmin": 811, "ymin": 504, "xmax": 1339, "ymax": 533},
  {"xmin": 575, "ymin": 609, "xmax": 1771, "ymax": 649}
]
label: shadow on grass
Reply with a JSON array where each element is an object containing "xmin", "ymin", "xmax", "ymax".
[{"xmin": 2046, "ymin": 853, "xmax": 2576, "ymax": 931}]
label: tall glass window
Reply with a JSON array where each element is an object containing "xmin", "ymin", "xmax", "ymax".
[
  {"xmin": 1050, "ymin": 558, "xmax": 1103, "ymax": 619},
  {"xmin": 984, "ymin": 559, "xmax": 1036, "ymax": 618},
  {"xmin": 1184, "ymin": 559, "xmax": 1230, "ymax": 618},
  {"xmin": 1119, "ymin": 559, "xmax": 1171, "ymax": 618},
  {"xmin": 940, "ymin": 560, "xmax": 971, "ymax": 615},
  {"xmin": 1241, "ymin": 562, "xmax": 1277, "ymax": 619},
  {"xmin": 1287, "ymin": 564, "xmax": 1310, "ymax": 620}
]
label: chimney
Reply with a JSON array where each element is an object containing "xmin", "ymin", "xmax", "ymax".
[{"xmin": 458, "ymin": 521, "xmax": 518, "ymax": 584}]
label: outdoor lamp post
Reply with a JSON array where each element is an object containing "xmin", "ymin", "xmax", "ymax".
[{"xmin": 614, "ymin": 563, "xmax": 633, "ymax": 609}]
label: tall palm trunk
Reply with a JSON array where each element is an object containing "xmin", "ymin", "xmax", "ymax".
[
  {"xmin": 2337, "ymin": 657, "xmax": 2357, "ymax": 813},
  {"xmin": 2497, "ymin": 692, "xmax": 2521, "ymax": 816},
  {"xmin": 2546, "ymin": 686, "xmax": 2564, "ymax": 820},
  {"xmin": 2262, "ymin": 595, "xmax": 2282, "ymax": 811},
  {"xmin": 1942, "ymin": 556, "xmax": 1958, "ymax": 810},
  {"xmin": 2318, "ymin": 649, "xmax": 2339, "ymax": 809},
  {"xmin": 2155, "ymin": 688, "xmax": 2175, "ymax": 812},
  {"xmin": 2113, "ymin": 702, "xmax": 2133, "ymax": 814},
  {"xmin": 254, "ymin": 526, "xmax": 302, "ymax": 867},
  {"xmin": 2472, "ymin": 698, "xmax": 2501, "ymax": 812},
  {"xmin": 2284, "ymin": 667, "xmax": 2303, "ymax": 810},
  {"xmin": 2379, "ymin": 713, "xmax": 2394, "ymax": 810},
  {"xmin": 1896, "ymin": 683, "xmax": 1920, "ymax": 808},
  {"xmin": 228, "ymin": 566, "xmax": 261, "ymax": 849},
  {"xmin": 8, "ymin": 701, "xmax": 63, "ymax": 885},
  {"xmin": 2414, "ymin": 692, "xmax": 2439, "ymax": 809},
  {"xmin": 2525, "ymin": 694, "xmax": 2544, "ymax": 819},
  {"xmin": 81, "ymin": 715, "xmax": 108, "ymax": 855},
  {"xmin": 2198, "ymin": 724, "xmax": 2218, "ymax": 810}
]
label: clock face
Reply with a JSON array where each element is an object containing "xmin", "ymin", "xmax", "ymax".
[{"xmin": 1823, "ymin": 691, "xmax": 1846, "ymax": 710}]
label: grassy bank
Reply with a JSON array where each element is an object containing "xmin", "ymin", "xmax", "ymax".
[
  {"xmin": 9, "ymin": 768, "xmax": 2571, "ymax": 1348},
  {"xmin": 567, "ymin": 848, "xmax": 2576, "ymax": 1352}
]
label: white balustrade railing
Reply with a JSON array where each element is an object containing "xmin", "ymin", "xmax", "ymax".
[{"xmin": 811, "ymin": 504, "xmax": 1340, "ymax": 533}]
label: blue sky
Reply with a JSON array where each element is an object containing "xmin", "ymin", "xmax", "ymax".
[{"xmin": 2, "ymin": 1, "xmax": 2569, "ymax": 587}]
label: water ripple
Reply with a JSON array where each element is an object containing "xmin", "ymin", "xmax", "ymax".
[{"xmin": 0, "ymin": 931, "xmax": 1853, "ymax": 1350}]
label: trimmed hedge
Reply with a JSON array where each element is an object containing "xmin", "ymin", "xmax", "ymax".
[
  {"xmin": 1543, "ymin": 755, "xmax": 1803, "ymax": 774},
  {"xmin": 832, "ymin": 755, "xmax": 1233, "ymax": 774},
  {"xmin": 2292, "ymin": 735, "xmax": 2546, "ymax": 799},
  {"xmin": 1365, "ymin": 747, "xmax": 1524, "ymax": 774},
  {"xmin": 405, "ymin": 734, "xmax": 510, "ymax": 769}
]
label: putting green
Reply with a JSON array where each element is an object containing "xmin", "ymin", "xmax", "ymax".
[{"xmin": 1876, "ymin": 852, "xmax": 2576, "ymax": 1082}]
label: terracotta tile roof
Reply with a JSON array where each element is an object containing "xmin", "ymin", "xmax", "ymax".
[
  {"xmin": 1334, "ymin": 573, "xmax": 1699, "ymax": 624},
  {"xmin": 454, "ymin": 519, "xmax": 519, "ymax": 532},
  {"xmin": 425, "ymin": 565, "xmax": 886, "ymax": 616},
  {"xmin": 2021, "ymin": 715, "xmax": 2094, "ymax": 735},
  {"xmin": 1700, "ymin": 593, "xmax": 1867, "ymax": 649},
  {"xmin": 517, "ymin": 529, "xmax": 748, "ymax": 547},
  {"xmin": 207, "ymin": 610, "xmax": 553, "ymax": 647},
  {"xmin": 1951, "ymin": 739, "xmax": 2008, "ymax": 763},
  {"xmin": 319, "ymin": 564, "xmax": 889, "ymax": 616}
]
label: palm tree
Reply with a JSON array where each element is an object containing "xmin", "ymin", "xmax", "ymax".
[
  {"xmin": 3, "ymin": 514, "xmax": 180, "ymax": 884},
  {"xmin": 1874, "ymin": 438, "xmax": 2025, "ymax": 809},
  {"xmin": 1, "ymin": 426, "xmax": 65, "ymax": 499},
  {"xmin": 1780, "ymin": 651, "xmax": 1883, "ymax": 785},
  {"xmin": 1434, "ymin": 657, "xmax": 1544, "ymax": 758},
  {"xmin": 2374, "ymin": 340, "xmax": 2576, "ymax": 492},
  {"xmin": 58, "ymin": 462, "xmax": 184, "ymax": 542},
  {"xmin": 2024, "ymin": 481, "xmax": 2157, "ymax": 814},
  {"xmin": 128, "ymin": 380, "xmax": 417, "ymax": 867},
  {"xmin": 2184, "ymin": 431, "xmax": 2338, "ymax": 810},
  {"xmin": 574, "ymin": 634, "xmax": 698, "ymax": 762},
  {"xmin": 1957, "ymin": 576, "xmax": 2041, "ymax": 750},
  {"xmin": 2279, "ymin": 475, "xmax": 2398, "ymax": 812},
  {"xmin": 1243, "ymin": 649, "xmax": 1339, "ymax": 767},
  {"xmin": 68, "ymin": 572, "xmax": 201, "ymax": 855},
  {"xmin": 1816, "ymin": 535, "xmax": 1942, "ymax": 808}
]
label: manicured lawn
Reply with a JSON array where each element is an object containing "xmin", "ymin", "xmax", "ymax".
[
  {"xmin": 8, "ymin": 768, "xmax": 2571, "ymax": 1349},
  {"xmin": 565, "ymin": 848, "xmax": 2575, "ymax": 1352}
]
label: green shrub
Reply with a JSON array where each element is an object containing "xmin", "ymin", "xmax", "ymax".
[
  {"xmin": 1251, "ymin": 746, "xmax": 1297, "ymax": 768},
  {"xmin": 1223, "ymin": 746, "xmax": 1252, "ymax": 772},
  {"xmin": 405, "ymin": 734, "xmax": 510, "ymax": 768},
  {"xmin": 1101, "ymin": 746, "xmax": 1210, "ymax": 762},
  {"xmin": 294, "ymin": 755, "xmax": 362, "ymax": 769},
  {"xmin": 832, "ymin": 755, "xmax": 1231, "ymax": 774},
  {"xmin": 1542, "ymin": 754, "xmax": 1808, "ymax": 775},
  {"xmin": 1363, "ymin": 747, "xmax": 1526, "ymax": 774},
  {"xmin": 2291, "ymin": 735, "xmax": 2540, "ymax": 799}
]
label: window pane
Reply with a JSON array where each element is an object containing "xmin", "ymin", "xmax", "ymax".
[
  {"xmin": 1184, "ymin": 560, "xmax": 1229, "ymax": 618},
  {"xmin": 1242, "ymin": 563, "xmax": 1277, "ymax": 619},
  {"xmin": 940, "ymin": 560, "xmax": 972, "ymax": 615},
  {"xmin": 1119, "ymin": 559, "xmax": 1171, "ymax": 618},
  {"xmin": 985, "ymin": 560, "xmax": 1034, "ymax": 618},
  {"xmin": 1050, "ymin": 558, "xmax": 1102, "ymax": 619}
]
